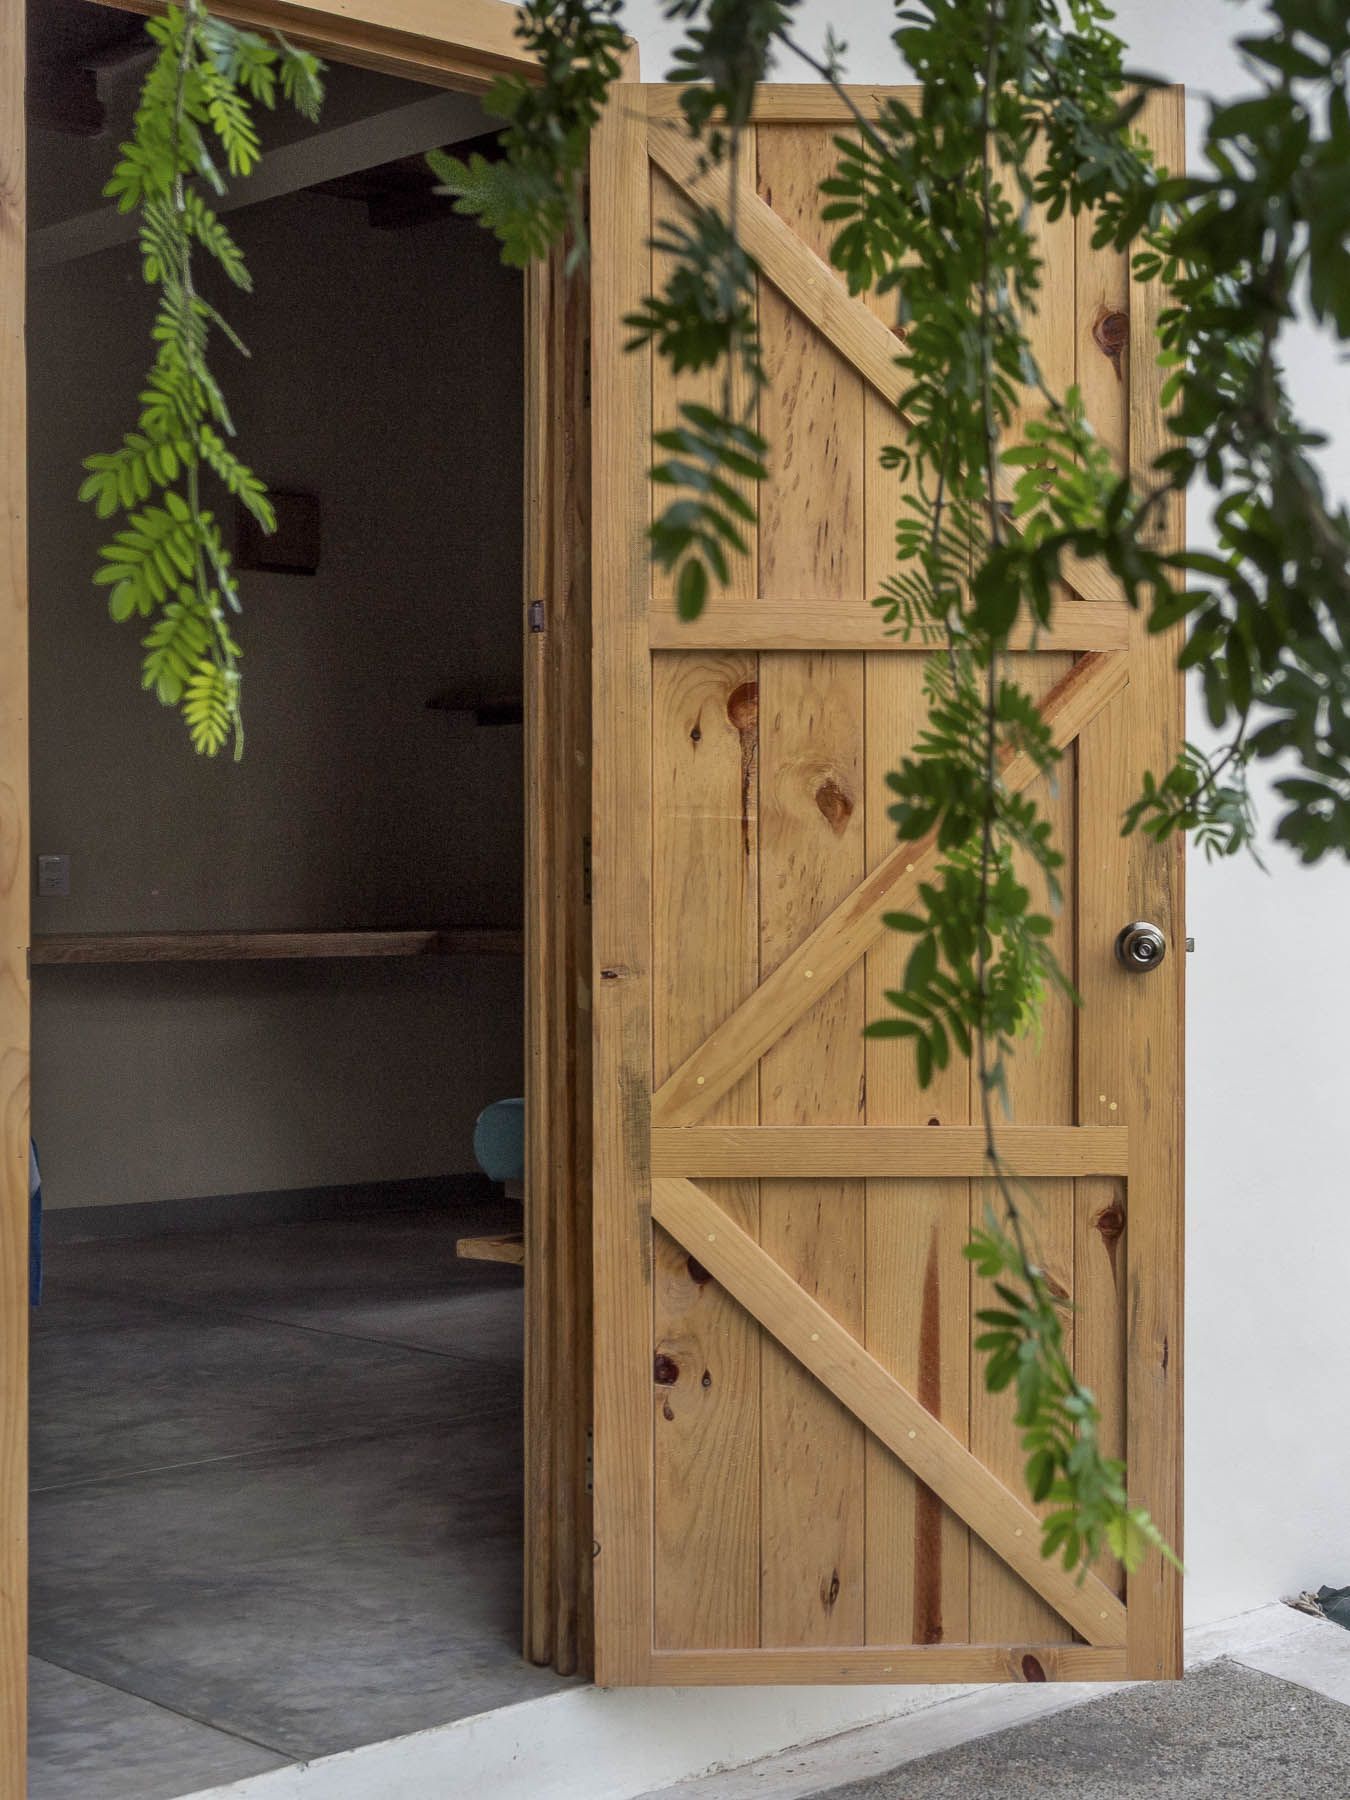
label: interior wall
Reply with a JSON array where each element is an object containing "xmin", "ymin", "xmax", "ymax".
[{"xmin": 29, "ymin": 170, "xmax": 525, "ymax": 1208}]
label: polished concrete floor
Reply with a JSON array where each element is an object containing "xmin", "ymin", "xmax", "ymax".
[{"xmin": 29, "ymin": 1201, "xmax": 567, "ymax": 1800}]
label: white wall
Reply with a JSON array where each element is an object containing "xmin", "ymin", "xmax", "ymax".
[{"xmin": 612, "ymin": 0, "xmax": 1350, "ymax": 1637}]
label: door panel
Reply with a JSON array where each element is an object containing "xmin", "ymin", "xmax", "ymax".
[{"xmin": 591, "ymin": 83, "xmax": 1183, "ymax": 1686}]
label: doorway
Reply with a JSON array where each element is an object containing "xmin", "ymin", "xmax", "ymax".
[{"xmin": 20, "ymin": 2, "xmax": 589, "ymax": 1791}]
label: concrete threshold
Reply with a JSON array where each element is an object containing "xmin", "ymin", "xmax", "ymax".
[{"xmin": 183, "ymin": 1602, "xmax": 1342, "ymax": 1800}]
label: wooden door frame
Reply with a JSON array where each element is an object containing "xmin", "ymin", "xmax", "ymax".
[{"xmin": 1, "ymin": 1, "xmax": 605, "ymax": 1784}]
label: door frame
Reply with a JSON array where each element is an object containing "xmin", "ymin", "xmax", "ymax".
[{"xmin": 1, "ymin": 1, "xmax": 606, "ymax": 1783}]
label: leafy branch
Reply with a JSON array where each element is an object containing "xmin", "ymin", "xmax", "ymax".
[{"xmin": 81, "ymin": 1, "xmax": 323, "ymax": 756}]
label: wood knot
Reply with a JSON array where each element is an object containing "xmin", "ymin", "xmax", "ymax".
[
  {"xmin": 821, "ymin": 1568, "xmax": 841, "ymax": 1609},
  {"xmin": 1092, "ymin": 306, "xmax": 1129, "ymax": 380},
  {"xmin": 727, "ymin": 679, "xmax": 758, "ymax": 734},
  {"xmin": 814, "ymin": 777, "xmax": 854, "ymax": 834},
  {"xmin": 1021, "ymin": 1653, "xmax": 1048, "ymax": 1682},
  {"xmin": 686, "ymin": 1254, "xmax": 711, "ymax": 1286},
  {"xmin": 689, "ymin": 721, "xmax": 702, "ymax": 744},
  {"xmin": 653, "ymin": 1353, "xmax": 679, "ymax": 1387}
]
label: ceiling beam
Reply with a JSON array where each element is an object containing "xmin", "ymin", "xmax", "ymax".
[{"xmin": 29, "ymin": 88, "xmax": 490, "ymax": 270}]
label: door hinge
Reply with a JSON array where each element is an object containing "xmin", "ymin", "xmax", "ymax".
[
  {"xmin": 529, "ymin": 598, "xmax": 546, "ymax": 633},
  {"xmin": 584, "ymin": 1425, "xmax": 594, "ymax": 1496},
  {"xmin": 582, "ymin": 834, "xmax": 592, "ymax": 907}
]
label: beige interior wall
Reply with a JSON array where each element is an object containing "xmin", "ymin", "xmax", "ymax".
[{"xmin": 28, "ymin": 176, "xmax": 525, "ymax": 1208}]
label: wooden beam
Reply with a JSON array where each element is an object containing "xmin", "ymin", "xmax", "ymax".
[
  {"xmin": 0, "ymin": 0, "xmax": 28, "ymax": 1783},
  {"xmin": 649, "ymin": 123, "xmax": 1129, "ymax": 616},
  {"xmin": 30, "ymin": 89, "xmax": 490, "ymax": 270},
  {"xmin": 653, "ymin": 651, "xmax": 1128, "ymax": 1127},
  {"xmin": 652, "ymin": 1178, "xmax": 1128, "ymax": 1647},
  {"xmin": 649, "ymin": 597, "xmax": 1128, "ymax": 653},
  {"xmin": 651, "ymin": 1125, "xmax": 1129, "ymax": 1179},
  {"xmin": 90, "ymin": 0, "xmax": 539, "ymax": 92},
  {"xmin": 29, "ymin": 928, "xmax": 523, "ymax": 965}
]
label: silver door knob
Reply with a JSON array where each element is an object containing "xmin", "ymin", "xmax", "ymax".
[{"xmin": 1115, "ymin": 921, "xmax": 1167, "ymax": 971}]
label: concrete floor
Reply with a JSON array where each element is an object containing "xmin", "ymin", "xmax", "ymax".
[
  {"xmin": 28, "ymin": 1201, "xmax": 568, "ymax": 1800},
  {"xmin": 799, "ymin": 1658, "xmax": 1350, "ymax": 1798}
]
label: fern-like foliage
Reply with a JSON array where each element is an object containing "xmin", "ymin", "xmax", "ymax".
[{"xmin": 79, "ymin": 1, "xmax": 323, "ymax": 757}]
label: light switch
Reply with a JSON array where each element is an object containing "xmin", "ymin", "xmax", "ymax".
[{"xmin": 37, "ymin": 854, "xmax": 70, "ymax": 898}]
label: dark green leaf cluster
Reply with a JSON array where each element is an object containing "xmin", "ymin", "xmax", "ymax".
[
  {"xmin": 429, "ymin": 0, "xmax": 628, "ymax": 268},
  {"xmin": 80, "ymin": 1, "xmax": 323, "ymax": 757}
]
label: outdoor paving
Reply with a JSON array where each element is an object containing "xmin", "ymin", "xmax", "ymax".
[{"xmin": 799, "ymin": 1658, "xmax": 1350, "ymax": 1799}]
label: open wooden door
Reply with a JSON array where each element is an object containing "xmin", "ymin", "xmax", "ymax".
[{"xmin": 590, "ymin": 82, "xmax": 1183, "ymax": 1686}]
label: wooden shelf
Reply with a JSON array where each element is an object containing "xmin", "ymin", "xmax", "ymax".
[
  {"xmin": 457, "ymin": 1233, "xmax": 525, "ymax": 1268},
  {"xmin": 30, "ymin": 928, "xmax": 524, "ymax": 967},
  {"xmin": 426, "ymin": 693, "xmax": 524, "ymax": 728}
]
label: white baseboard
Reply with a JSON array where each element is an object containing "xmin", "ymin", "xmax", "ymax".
[{"xmin": 186, "ymin": 1602, "xmax": 1335, "ymax": 1800}]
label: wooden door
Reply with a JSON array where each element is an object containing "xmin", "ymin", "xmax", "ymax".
[{"xmin": 590, "ymin": 82, "xmax": 1183, "ymax": 1686}]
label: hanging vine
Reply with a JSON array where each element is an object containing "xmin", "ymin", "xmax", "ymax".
[{"xmin": 80, "ymin": 1, "xmax": 323, "ymax": 757}]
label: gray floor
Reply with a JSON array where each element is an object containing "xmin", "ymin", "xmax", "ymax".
[
  {"xmin": 29, "ymin": 1201, "xmax": 568, "ymax": 1800},
  {"xmin": 801, "ymin": 1658, "xmax": 1350, "ymax": 1799}
]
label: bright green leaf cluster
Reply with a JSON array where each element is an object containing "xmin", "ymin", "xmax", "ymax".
[{"xmin": 80, "ymin": 1, "xmax": 323, "ymax": 757}]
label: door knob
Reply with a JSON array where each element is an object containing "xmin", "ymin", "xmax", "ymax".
[{"xmin": 1115, "ymin": 921, "xmax": 1167, "ymax": 971}]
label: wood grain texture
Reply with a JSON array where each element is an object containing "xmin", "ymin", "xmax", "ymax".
[
  {"xmin": 652, "ymin": 1178, "xmax": 1127, "ymax": 1647},
  {"xmin": 589, "ymin": 77, "xmax": 655, "ymax": 1687},
  {"xmin": 457, "ymin": 1234, "xmax": 526, "ymax": 1266},
  {"xmin": 1123, "ymin": 86, "xmax": 1186, "ymax": 1680},
  {"xmin": 650, "ymin": 652, "xmax": 762, "ymax": 1649},
  {"xmin": 0, "ymin": 0, "xmax": 26, "ymax": 1777},
  {"xmin": 522, "ymin": 251, "xmax": 557, "ymax": 1669},
  {"xmin": 645, "ymin": 86, "xmax": 922, "ymax": 124},
  {"xmin": 649, "ymin": 598, "xmax": 1127, "ymax": 652},
  {"xmin": 1073, "ymin": 195, "xmax": 1133, "ymax": 1604},
  {"xmin": 93, "ymin": 0, "xmax": 539, "ymax": 91},
  {"xmin": 649, "ymin": 121, "xmax": 1129, "ymax": 615},
  {"xmin": 860, "ymin": 253, "xmax": 972, "ymax": 1649},
  {"xmin": 650, "ymin": 1127, "xmax": 1129, "ymax": 1178},
  {"xmin": 968, "ymin": 154, "xmax": 1080, "ymax": 1645},
  {"xmin": 30, "ymin": 929, "xmax": 522, "ymax": 964},
  {"xmin": 654, "ymin": 652, "xmax": 1128, "ymax": 1127},
  {"xmin": 649, "ymin": 125, "xmax": 762, "ymax": 1652},
  {"xmin": 755, "ymin": 125, "xmax": 867, "ymax": 1650},
  {"xmin": 646, "ymin": 1643, "xmax": 1128, "ymax": 1682}
]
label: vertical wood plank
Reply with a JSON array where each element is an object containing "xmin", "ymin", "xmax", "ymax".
[
  {"xmin": 0, "ymin": 0, "xmax": 28, "ymax": 1776},
  {"xmin": 649, "ymin": 129, "xmax": 762, "ymax": 1651},
  {"xmin": 1123, "ymin": 84, "xmax": 1186, "ymax": 1680},
  {"xmin": 862, "ymin": 287, "xmax": 971, "ymax": 1647},
  {"xmin": 590, "ymin": 76, "xmax": 655, "ymax": 1685},
  {"xmin": 562, "ymin": 236, "xmax": 597, "ymax": 1678},
  {"xmin": 1073, "ymin": 205, "xmax": 1132, "ymax": 1601},
  {"xmin": 968, "ymin": 145, "xmax": 1078, "ymax": 1642},
  {"xmin": 756, "ymin": 125, "xmax": 867, "ymax": 1649},
  {"xmin": 522, "ymin": 251, "xmax": 558, "ymax": 1669}
]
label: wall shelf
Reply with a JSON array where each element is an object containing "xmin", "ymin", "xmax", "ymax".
[{"xmin": 30, "ymin": 928, "xmax": 524, "ymax": 967}]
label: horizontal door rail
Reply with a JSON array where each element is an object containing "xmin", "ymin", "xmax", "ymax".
[
  {"xmin": 649, "ymin": 598, "xmax": 1128, "ymax": 653},
  {"xmin": 651, "ymin": 1125, "xmax": 1129, "ymax": 1178}
]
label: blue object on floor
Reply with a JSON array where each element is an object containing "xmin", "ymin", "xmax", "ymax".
[
  {"xmin": 30, "ymin": 1140, "xmax": 42, "ymax": 1306},
  {"xmin": 472, "ymin": 1098, "xmax": 525, "ymax": 1185}
]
